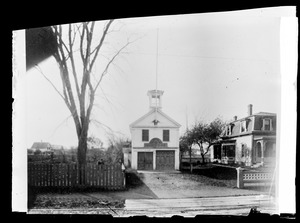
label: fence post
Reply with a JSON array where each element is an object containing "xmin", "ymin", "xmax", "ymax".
[
  {"xmin": 122, "ymin": 163, "xmax": 126, "ymax": 188},
  {"xmin": 236, "ymin": 167, "xmax": 244, "ymax": 188}
]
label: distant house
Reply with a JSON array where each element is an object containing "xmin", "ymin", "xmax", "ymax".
[
  {"xmin": 30, "ymin": 142, "xmax": 65, "ymax": 155},
  {"xmin": 212, "ymin": 104, "xmax": 276, "ymax": 167},
  {"xmin": 30, "ymin": 141, "xmax": 52, "ymax": 155},
  {"xmin": 129, "ymin": 90, "xmax": 181, "ymax": 171}
]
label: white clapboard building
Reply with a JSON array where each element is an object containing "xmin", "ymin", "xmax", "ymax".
[{"xmin": 129, "ymin": 90, "xmax": 181, "ymax": 171}]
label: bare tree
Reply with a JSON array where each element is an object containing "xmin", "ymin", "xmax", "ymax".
[
  {"xmin": 106, "ymin": 133, "xmax": 129, "ymax": 164},
  {"xmin": 186, "ymin": 118, "xmax": 225, "ymax": 164},
  {"xmin": 38, "ymin": 20, "xmax": 131, "ymax": 184},
  {"xmin": 179, "ymin": 131, "xmax": 194, "ymax": 173}
]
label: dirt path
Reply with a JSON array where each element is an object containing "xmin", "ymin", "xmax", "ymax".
[{"xmin": 137, "ymin": 171, "xmax": 269, "ymax": 199}]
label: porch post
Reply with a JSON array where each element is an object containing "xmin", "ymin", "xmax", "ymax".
[
  {"xmin": 261, "ymin": 141, "xmax": 265, "ymax": 166},
  {"xmin": 236, "ymin": 167, "xmax": 244, "ymax": 188},
  {"xmin": 252, "ymin": 142, "xmax": 256, "ymax": 164}
]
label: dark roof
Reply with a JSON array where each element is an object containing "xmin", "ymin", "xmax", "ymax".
[
  {"xmin": 31, "ymin": 142, "xmax": 51, "ymax": 149},
  {"xmin": 253, "ymin": 112, "xmax": 276, "ymax": 116},
  {"xmin": 220, "ymin": 109, "xmax": 277, "ymax": 139},
  {"xmin": 232, "ymin": 112, "xmax": 276, "ymax": 123}
]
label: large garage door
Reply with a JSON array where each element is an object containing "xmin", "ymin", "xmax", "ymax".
[
  {"xmin": 156, "ymin": 151, "xmax": 175, "ymax": 170},
  {"xmin": 138, "ymin": 152, "xmax": 153, "ymax": 170}
]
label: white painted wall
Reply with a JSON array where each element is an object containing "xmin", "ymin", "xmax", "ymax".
[
  {"xmin": 130, "ymin": 107, "xmax": 181, "ymax": 170},
  {"xmin": 234, "ymin": 135, "xmax": 253, "ymax": 165},
  {"xmin": 131, "ymin": 128, "xmax": 179, "ymax": 147}
]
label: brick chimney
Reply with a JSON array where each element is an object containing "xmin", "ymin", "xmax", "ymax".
[
  {"xmin": 248, "ymin": 104, "xmax": 253, "ymax": 116},
  {"xmin": 233, "ymin": 116, "xmax": 237, "ymax": 121}
]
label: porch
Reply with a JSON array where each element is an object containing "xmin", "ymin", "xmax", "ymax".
[{"xmin": 252, "ymin": 136, "xmax": 276, "ymax": 167}]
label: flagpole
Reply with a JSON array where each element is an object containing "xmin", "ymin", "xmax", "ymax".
[{"xmin": 155, "ymin": 28, "xmax": 159, "ymax": 122}]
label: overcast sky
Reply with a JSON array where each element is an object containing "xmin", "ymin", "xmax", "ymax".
[{"xmin": 21, "ymin": 7, "xmax": 289, "ymax": 148}]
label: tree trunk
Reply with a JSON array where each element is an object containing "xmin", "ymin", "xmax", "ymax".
[
  {"xmin": 201, "ymin": 153, "xmax": 205, "ymax": 165},
  {"xmin": 179, "ymin": 151, "xmax": 182, "ymax": 171},
  {"xmin": 77, "ymin": 126, "xmax": 88, "ymax": 185},
  {"xmin": 189, "ymin": 146, "xmax": 193, "ymax": 173}
]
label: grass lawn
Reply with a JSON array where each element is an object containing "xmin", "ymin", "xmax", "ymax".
[
  {"xmin": 181, "ymin": 164, "xmax": 238, "ymax": 188},
  {"xmin": 192, "ymin": 165, "xmax": 237, "ymax": 180},
  {"xmin": 28, "ymin": 186, "xmax": 125, "ymax": 209},
  {"xmin": 181, "ymin": 164, "xmax": 275, "ymax": 195}
]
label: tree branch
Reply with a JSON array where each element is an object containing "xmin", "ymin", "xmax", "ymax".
[
  {"xmin": 68, "ymin": 23, "xmax": 81, "ymax": 99},
  {"xmin": 34, "ymin": 65, "xmax": 67, "ymax": 105},
  {"xmin": 89, "ymin": 20, "xmax": 114, "ymax": 72},
  {"xmin": 79, "ymin": 24, "xmax": 86, "ymax": 63},
  {"xmin": 94, "ymin": 40, "xmax": 131, "ymax": 92},
  {"xmin": 90, "ymin": 119, "xmax": 116, "ymax": 135},
  {"xmin": 50, "ymin": 114, "xmax": 73, "ymax": 138},
  {"xmin": 52, "ymin": 25, "xmax": 82, "ymax": 136},
  {"xmin": 203, "ymin": 143, "xmax": 212, "ymax": 156}
]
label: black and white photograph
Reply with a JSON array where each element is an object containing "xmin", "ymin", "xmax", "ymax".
[{"xmin": 12, "ymin": 6, "xmax": 297, "ymax": 217}]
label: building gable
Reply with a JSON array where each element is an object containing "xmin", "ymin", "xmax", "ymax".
[{"xmin": 130, "ymin": 109, "xmax": 181, "ymax": 129}]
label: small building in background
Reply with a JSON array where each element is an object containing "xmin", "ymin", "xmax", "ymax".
[
  {"xmin": 129, "ymin": 90, "xmax": 181, "ymax": 171},
  {"xmin": 30, "ymin": 141, "xmax": 52, "ymax": 155}
]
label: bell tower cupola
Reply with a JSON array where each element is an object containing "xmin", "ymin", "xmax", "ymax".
[{"xmin": 147, "ymin": 90, "xmax": 164, "ymax": 110}]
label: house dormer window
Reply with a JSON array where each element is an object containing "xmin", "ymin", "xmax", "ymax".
[
  {"xmin": 240, "ymin": 120, "xmax": 246, "ymax": 133},
  {"xmin": 240, "ymin": 119, "xmax": 250, "ymax": 133},
  {"xmin": 262, "ymin": 118, "xmax": 273, "ymax": 131},
  {"xmin": 225, "ymin": 124, "xmax": 234, "ymax": 136},
  {"xmin": 226, "ymin": 124, "xmax": 234, "ymax": 135}
]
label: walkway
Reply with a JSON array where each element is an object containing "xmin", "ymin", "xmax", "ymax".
[{"xmin": 136, "ymin": 171, "xmax": 270, "ymax": 199}]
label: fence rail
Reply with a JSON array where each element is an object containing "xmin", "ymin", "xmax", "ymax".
[
  {"xmin": 236, "ymin": 167, "xmax": 275, "ymax": 188},
  {"xmin": 28, "ymin": 163, "xmax": 126, "ymax": 190}
]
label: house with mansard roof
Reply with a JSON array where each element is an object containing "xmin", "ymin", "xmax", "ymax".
[
  {"xmin": 129, "ymin": 90, "xmax": 181, "ymax": 171},
  {"xmin": 212, "ymin": 104, "xmax": 276, "ymax": 167}
]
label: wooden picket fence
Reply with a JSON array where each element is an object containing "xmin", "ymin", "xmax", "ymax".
[{"xmin": 28, "ymin": 163, "xmax": 126, "ymax": 190}]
